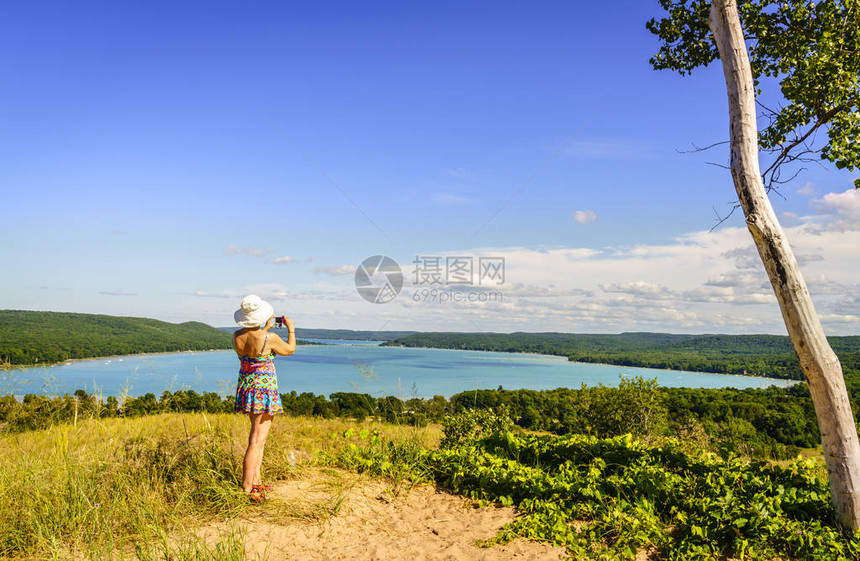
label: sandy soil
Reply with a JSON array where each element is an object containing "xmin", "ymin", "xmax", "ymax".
[{"xmin": 200, "ymin": 466, "xmax": 568, "ymax": 561}]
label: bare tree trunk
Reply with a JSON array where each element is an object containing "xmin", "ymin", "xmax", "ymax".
[{"xmin": 709, "ymin": 0, "xmax": 860, "ymax": 531}]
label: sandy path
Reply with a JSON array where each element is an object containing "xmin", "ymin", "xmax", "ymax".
[{"xmin": 201, "ymin": 467, "xmax": 568, "ymax": 561}]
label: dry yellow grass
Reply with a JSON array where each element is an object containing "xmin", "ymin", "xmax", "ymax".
[{"xmin": 0, "ymin": 413, "xmax": 441, "ymax": 560}]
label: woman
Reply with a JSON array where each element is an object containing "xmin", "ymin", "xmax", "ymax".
[{"xmin": 233, "ymin": 294, "xmax": 296, "ymax": 501}]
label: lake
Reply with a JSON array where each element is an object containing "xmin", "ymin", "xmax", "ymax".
[{"xmin": 4, "ymin": 340, "xmax": 795, "ymax": 399}]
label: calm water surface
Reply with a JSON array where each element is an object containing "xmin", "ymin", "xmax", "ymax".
[{"xmin": 6, "ymin": 340, "xmax": 794, "ymax": 398}]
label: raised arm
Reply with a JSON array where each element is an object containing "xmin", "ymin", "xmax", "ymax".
[{"xmin": 267, "ymin": 316, "xmax": 296, "ymax": 356}]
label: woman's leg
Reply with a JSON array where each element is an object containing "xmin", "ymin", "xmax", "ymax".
[
  {"xmin": 242, "ymin": 412, "xmax": 273, "ymax": 492},
  {"xmin": 254, "ymin": 414, "xmax": 274, "ymax": 485},
  {"xmin": 254, "ymin": 442, "xmax": 267, "ymax": 485}
]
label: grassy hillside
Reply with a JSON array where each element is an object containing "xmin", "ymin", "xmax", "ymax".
[
  {"xmin": 4, "ymin": 409, "xmax": 855, "ymax": 560},
  {"xmin": 0, "ymin": 310, "xmax": 233, "ymax": 365},
  {"xmin": 0, "ymin": 412, "xmax": 437, "ymax": 559},
  {"xmin": 383, "ymin": 331, "xmax": 860, "ymax": 379}
]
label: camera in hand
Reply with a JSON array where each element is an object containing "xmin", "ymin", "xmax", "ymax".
[{"xmin": 274, "ymin": 316, "xmax": 287, "ymax": 328}]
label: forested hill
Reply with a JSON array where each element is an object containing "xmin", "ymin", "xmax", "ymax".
[
  {"xmin": 0, "ymin": 310, "xmax": 233, "ymax": 365},
  {"xmin": 217, "ymin": 327, "xmax": 416, "ymax": 341},
  {"xmin": 382, "ymin": 332, "xmax": 860, "ymax": 380},
  {"xmin": 293, "ymin": 328, "xmax": 416, "ymax": 341}
]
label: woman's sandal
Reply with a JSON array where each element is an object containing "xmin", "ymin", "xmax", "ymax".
[{"xmin": 249, "ymin": 485, "xmax": 267, "ymax": 502}]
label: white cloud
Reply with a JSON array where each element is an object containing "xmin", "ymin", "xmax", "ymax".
[
  {"xmin": 562, "ymin": 137, "xmax": 656, "ymax": 160},
  {"xmin": 704, "ymin": 272, "xmax": 767, "ymax": 289},
  {"xmin": 191, "ymin": 285, "xmax": 292, "ymax": 302},
  {"xmin": 812, "ymin": 189, "xmax": 860, "ymax": 221},
  {"xmin": 600, "ymin": 281, "xmax": 669, "ymax": 297},
  {"xmin": 269, "ymin": 256, "xmax": 294, "ymax": 264},
  {"xmin": 244, "ymin": 284, "xmax": 291, "ymax": 301},
  {"xmin": 223, "ymin": 245, "xmax": 271, "ymax": 257},
  {"xmin": 99, "ymin": 290, "xmax": 138, "ymax": 297},
  {"xmin": 572, "ymin": 210, "xmax": 597, "ymax": 225},
  {"xmin": 820, "ymin": 314, "xmax": 860, "ymax": 324},
  {"xmin": 313, "ymin": 265, "xmax": 357, "ymax": 276},
  {"xmin": 721, "ymin": 246, "xmax": 761, "ymax": 270},
  {"xmin": 190, "ymin": 290, "xmax": 239, "ymax": 299},
  {"xmin": 780, "ymin": 212, "xmax": 801, "ymax": 226},
  {"xmin": 796, "ymin": 253, "xmax": 824, "ymax": 266},
  {"xmin": 401, "ymin": 216, "xmax": 859, "ymax": 332},
  {"xmin": 797, "ymin": 182, "xmax": 815, "ymax": 196},
  {"xmin": 444, "ymin": 168, "xmax": 471, "ymax": 179},
  {"xmin": 500, "ymin": 283, "xmax": 592, "ymax": 298},
  {"xmin": 191, "ymin": 204, "xmax": 860, "ymax": 334},
  {"xmin": 433, "ymin": 193, "xmax": 476, "ymax": 205},
  {"xmin": 683, "ymin": 285, "xmax": 776, "ymax": 305}
]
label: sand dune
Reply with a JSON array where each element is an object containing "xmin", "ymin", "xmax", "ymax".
[{"xmin": 200, "ymin": 467, "xmax": 567, "ymax": 560}]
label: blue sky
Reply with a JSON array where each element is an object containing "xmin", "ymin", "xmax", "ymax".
[{"xmin": 2, "ymin": 1, "xmax": 858, "ymax": 334}]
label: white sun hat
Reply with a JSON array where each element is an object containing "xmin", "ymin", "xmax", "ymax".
[{"xmin": 234, "ymin": 295, "xmax": 275, "ymax": 328}]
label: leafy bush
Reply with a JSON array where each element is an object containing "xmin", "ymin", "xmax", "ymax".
[
  {"xmin": 576, "ymin": 375, "xmax": 668, "ymax": 440},
  {"xmin": 330, "ymin": 425, "xmax": 860, "ymax": 559},
  {"xmin": 440, "ymin": 406, "xmax": 514, "ymax": 449}
]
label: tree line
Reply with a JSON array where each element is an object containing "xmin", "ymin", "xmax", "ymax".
[
  {"xmin": 383, "ymin": 331, "xmax": 860, "ymax": 380},
  {"xmin": 4, "ymin": 372, "xmax": 857, "ymax": 460},
  {"xmin": 0, "ymin": 310, "xmax": 235, "ymax": 365}
]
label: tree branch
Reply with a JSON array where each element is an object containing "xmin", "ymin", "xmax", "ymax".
[
  {"xmin": 760, "ymin": 103, "xmax": 847, "ymax": 186},
  {"xmin": 676, "ymin": 140, "xmax": 730, "ymax": 154}
]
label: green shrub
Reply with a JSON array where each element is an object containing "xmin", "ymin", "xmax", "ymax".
[{"xmin": 440, "ymin": 406, "xmax": 514, "ymax": 449}]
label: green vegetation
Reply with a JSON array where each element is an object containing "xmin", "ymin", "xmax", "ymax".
[
  {"xmin": 4, "ymin": 388, "xmax": 859, "ymax": 559},
  {"xmin": 379, "ymin": 331, "xmax": 860, "ymax": 460},
  {"xmin": 8, "ymin": 312, "xmax": 860, "ymax": 381},
  {"xmin": 0, "ymin": 388, "xmax": 443, "ymax": 433},
  {"xmin": 335, "ymin": 414, "xmax": 859, "ymax": 560},
  {"xmin": 0, "ymin": 310, "xmax": 234, "ymax": 365},
  {"xmin": 383, "ymin": 331, "xmax": 860, "ymax": 380},
  {"xmin": 6, "ymin": 402, "xmax": 852, "ymax": 560},
  {"xmin": 0, "ymin": 310, "xmax": 412, "ymax": 366},
  {"xmin": 0, "ymin": 373, "xmax": 839, "ymax": 462},
  {"xmin": 451, "ymin": 381, "xmax": 821, "ymax": 460}
]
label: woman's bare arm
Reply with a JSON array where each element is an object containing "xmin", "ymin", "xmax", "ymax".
[{"xmin": 267, "ymin": 316, "xmax": 296, "ymax": 356}]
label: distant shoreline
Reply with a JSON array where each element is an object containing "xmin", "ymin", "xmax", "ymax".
[
  {"xmin": 3, "ymin": 348, "xmax": 233, "ymax": 370},
  {"xmin": 6, "ymin": 339, "xmax": 797, "ymax": 386},
  {"xmin": 2, "ymin": 338, "xmax": 349, "ymax": 369},
  {"xmin": 365, "ymin": 343, "xmax": 798, "ymax": 385}
]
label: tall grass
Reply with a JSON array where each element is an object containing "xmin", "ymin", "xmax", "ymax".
[{"xmin": 0, "ymin": 412, "xmax": 440, "ymax": 559}]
